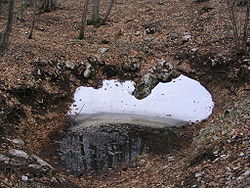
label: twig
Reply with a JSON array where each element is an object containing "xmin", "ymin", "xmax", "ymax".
[
  {"xmin": 0, "ymin": 179, "xmax": 14, "ymax": 188},
  {"xmin": 72, "ymin": 104, "xmax": 85, "ymax": 121}
]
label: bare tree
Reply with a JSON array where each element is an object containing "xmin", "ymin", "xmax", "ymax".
[
  {"xmin": 0, "ymin": 0, "xmax": 15, "ymax": 55},
  {"xmin": 92, "ymin": 0, "xmax": 100, "ymax": 22},
  {"xmin": 28, "ymin": 0, "xmax": 37, "ymax": 39},
  {"xmin": 43, "ymin": 0, "xmax": 56, "ymax": 12},
  {"xmin": 227, "ymin": 0, "xmax": 250, "ymax": 53},
  {"xmin": 103, "ymin": 0, "xmax": 115, "ymax": 23},
  {"xmin": 79, "ymin": 0, "xmax": 90, "ymax": 39},
  {"xmin": 17, "ymin": 0, "xmax": 29, "ymax": 20}
]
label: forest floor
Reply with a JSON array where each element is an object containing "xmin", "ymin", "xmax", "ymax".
[{"xmin": 0, "ymin": 0, "xmax": 249, "ymax": 187}]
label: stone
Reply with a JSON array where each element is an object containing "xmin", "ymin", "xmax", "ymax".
[
  {"xmin": 182, "ymin": 33, "xmax": 191, "ymax": 43},
  {"xmin": 155, "ymin": 60, "xmax": 177, "ymax": 82},
  {"xmin": 135, "ymin": 31, "xmax": 141, "ymax": 36},
  {"xmin": 146, "ymin": 27, "xmax": 156, "ymax": 34},
  {"xmin": 9, "ymin": 158, "xmax": 26, "ymax": 166},
  {"xmin": 168, "ymin": 156, "xmax": 175, "ymax": 161},
  {"xmin": 242, "ymin": 170, "xmax": 250, "ymax": 177},
  {"xmin": 133, "ymin": 73, "xmax": 158, "ymax": 99},
  {"xmin": 29, "ymin": 164, "xmax": 42, "ymax": 169},
  {"xmin": 99, "ymin": 48, "xmax": 109, "ymax": 53},
  {"xmin": 65, "ymin": 61, "xmax": 75, "ymax": 69},
  {"xmin": 133, "ymin": 61, "xmax": 178, "ymax": 99},
  {"xmin": 191, "ymin": 48, "xmax": 198, "ymax": 52},
  {"xmin": 9, "ymin": 149, "xmax": 29, "ymax": 159},
  {"xmin": 21, "ymin": 175, "xmax": 29, "ymax": 181},
  {"xmin": 83, "ymin": 63, "xmax": 93, "ymax": 79},
  {"xmin": 9, "ymin": 138, "xmax": 25, "ymax": 146},
  {"xmin": 142, "ymin": 73, "xmax": 158, "ymax": 86},
  {"xmin": 143, "ymin": 37, "xmax": 155, "ymax": 41},
  {"xmin": 0, "ymin": 154, "xmax": 10, "ymax": 164},
  {"xmin": 32, "ymin": 155, "xmax": 53, "ymax": 169},
  {"xmin": 195, "ymin": 173, "xmax": 202, "ymax": 178},
  {"xmin": 170, "ymin": 32, "xmax": 179, "ymax": 40},
  {"xmin": 122, "ymin": 58, "xmax": 140, "ymax": 72}
]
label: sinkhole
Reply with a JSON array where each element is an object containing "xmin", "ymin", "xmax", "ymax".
[
  {"xmin": 56, "ymin": 74, "xmax": 214, "ymax": 175},
  {"xmin": 57, "ymin": 123, "xmax": 187, "ymax": 175}
]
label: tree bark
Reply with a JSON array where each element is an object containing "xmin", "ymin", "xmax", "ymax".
[
  {"xmin": 227, "ymin": 0, "xmax": 240, "ymax": 50},
  {"xmin": 243, "ymin": 0, "xmax": 250, "ymax": 51},
  {"xmin": 79, "ymin": 0, "xmax": 90, "ymax": 39},
  {"xmin": 28, "ymin": 0, "xmax": 37, "ymax": 39},
  {"xmin": 92, "ymin": 0, "xmax": 100, "ymax": 22},
  {"xmin": 17, "ymin": 0, "xmax": 28, "ymax": 20},
  {"xmin": 103, "ymin": 0, "xmax": 115, "ymax": 23},
  {"xmin": 0, "ymin": 0, "xmax": 3, "ymax": 16},
  {"xmin": 0, "ymin": 0, "xmax": 15, "ymax": 55},
  {"xmin": 44, "ymin": 0, "xmax": 55, "ymax": 12}
]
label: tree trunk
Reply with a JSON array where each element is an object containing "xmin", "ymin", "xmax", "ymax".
[
  {"xmin": 103, "ymin": 0, "xmax": 115, "ymax": 23},
  {"xmin": 17, "ymin": 0, "xmax": 28, "ymax": 20},
  {"xmin": 44, "ymin": 0, "xmax": 55, "ymax": 12},
  {"xmin": 0, "ymin": 0, "xmax": 3, "ymax": 16},
  {"xmin": 0, "ymin": 0, "xmax": 15, "ymax": 55},
  {"xmin": 79, "ymin": 0, "xmax": 90, "ymax": 39},
  {"xmin": 243, "ymin": 0, "xmax": 250, "ymax": 52},
  {"xmin": 92, "ymin": 0, "xmax": 100, "ymax": 22},
  {"xmin": 28, "ymin": 0, "xmax": 37, "ymax": 39}
]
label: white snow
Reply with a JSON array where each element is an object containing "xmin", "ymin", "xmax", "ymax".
[{"xmin": 69, "ymin": 75, "xmax": 214, "ymax": 126}]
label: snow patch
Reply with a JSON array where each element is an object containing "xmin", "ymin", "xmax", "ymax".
[{"xmin": 69, "ymin": 75, "xmax": 214, "ymax": 125}]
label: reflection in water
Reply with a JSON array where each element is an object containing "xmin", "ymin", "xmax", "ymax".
[{"xmin": 58, "ymin": 123, "xmax": 183, "ymax": 174}]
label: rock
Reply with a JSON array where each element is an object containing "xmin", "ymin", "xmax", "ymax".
[
  {"xmin": 143, "ymin": 36, "xmax": 155, "ymax": 41},
  {"xmin": 83, "ymin": 63, "xmax": 93, "ymax": 79},
  {"xmin": 9, "ymin": 138, "xmax": 25, "ymax": 146},
  {"xmin": 182, "ymin": 33, "xmax": 191, "ymax": 43},
  {"xmin": 195, "ymin": 173, "xmax": 202, "ymax": 178},
  {"xmin": 0, "ymin": 154, "xmax": 10, "ymax": 164},
  {"xmin": 99, "ymin": 48, "xmax": 109, "ymax": 53},
  {"xmin": 135, "ymin": 31, "xmax": 141, "ymax": 36},
  {"xmin": 155, "ymin": 59, "xmax": 177, "ymax": 82},
  {"xmin": 170, "ymin": 32, "xmax": 179, "ymax": 40},
  {"xmin": 37, "ymin": 27, "xmax": 45, "ymax": 31},
  {"xmin": 32, "ymin": 155, "xmax": 53, "ymax": 169},
  {"xmin": 146, "ymin": 27, "xmax": 156, "ymax": 34},
  {"xmin": 9, "ymin": 149, "xmax": 29, "ymax": 159},
  {"xmin": 65, "ymin": 61, "xmax": 75, "ymax": 70},
  {"xmin": 168, "ymin": 156, "xmax": 175, "ymax": 162},
  {"xmin": 21, "ymin": 175, "xmax": 29, "ymax": 181},
  {"xmin": 133, "ymin": 60, "xmax": 178, "ymax": 99},
  {"xmin": 133, "ymin": 73, "xmax": 158, "ymax": 99},
  {"xmin": 142, "ymin": 73, "xmax": 158, "ymax": 86},
  {"xmin": 191, "ymin": 48, "xmax": 198, "ymax": 52},
  {"xmin": 29, "ymin": 164, "xmax": 42, "ymax": 169},
  {"xmin": 239, "ymin": 152, "xmax": 244, "ymax": 156},
  {"xmin": 122, "ymin": 58, "xmax": 141, "ymax": 72},
  {"xmin": 51, "ymin": 177, "xmax": 58, "ymax": 183},
  {"xmin": 242, "ymin": 170, "xmax": 250, "ymax": 177}
]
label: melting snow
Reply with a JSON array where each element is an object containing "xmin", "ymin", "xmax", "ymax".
[{"xmin": 69, "ymin": 75, "xmax": 214, "ymax": 125}]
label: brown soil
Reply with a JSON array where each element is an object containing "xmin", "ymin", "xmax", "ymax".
[{"xmin": 0, "ymin": 0, "xmax": 249, "ymax": 187}]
